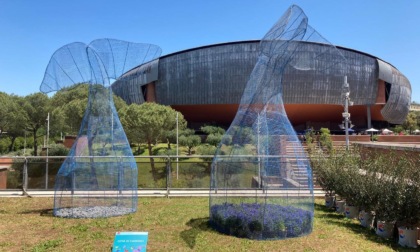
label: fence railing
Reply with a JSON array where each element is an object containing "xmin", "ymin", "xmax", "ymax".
[{"xmin": 0, "ymin": 155, "xmax": 315, "ymax": 192}]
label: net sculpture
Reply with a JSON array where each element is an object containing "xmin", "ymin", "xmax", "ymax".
[
  {"xmin": 40, "ymin": 39, "xmax": 161, "ymax": 218},
  {"xmin": 209, "ymin": 5, "xmax": 346, "ymax": 239}
]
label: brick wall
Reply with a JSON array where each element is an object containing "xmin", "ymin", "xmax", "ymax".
[
  {"xmin": 377, "ymin": 135, "xmax": 420, "ymax": 143},
  {"xmin": 0, "ymin": 158, "xmax": 12, "ymax": 189}
]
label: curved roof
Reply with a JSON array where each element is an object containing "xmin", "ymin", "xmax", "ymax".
[{"xmin": 112, "ymin": 40, "xmax": 411, "ymax": 124}]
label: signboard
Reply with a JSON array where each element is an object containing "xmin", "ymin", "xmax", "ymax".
[{"xmin": 112, "ymin": 231, "xmax": 148, "ymax": 252}]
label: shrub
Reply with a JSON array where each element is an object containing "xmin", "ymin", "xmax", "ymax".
[
  {"xmin": 319, "ymin": 128, "xmax": 333, "ymax": 153},
  {"xmin": 304, "ymin": 128, "xmax": 316, "ymax": 154},
  {"xmin": 311, "ymin": 152, "xmax": 337, "ymax": 195},
  {"xmin": 210, "ymin": 203, "xmax": 313, "ymax": 239},
  {"xmin": 48, "ymin": 144, "xmax": 69, "ymax": 156},
  {"xmin": 312, "ymin": 147, "xmax": 420, "ymax": 225}
]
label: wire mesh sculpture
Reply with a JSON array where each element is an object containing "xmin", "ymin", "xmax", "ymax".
[
  {"xmin": 209, "ymin": 5, "xmax": 346, "ymax": 239},
  {"xmin": 40, "ymin": 39, "xmax": 161, "ymax": 218}
]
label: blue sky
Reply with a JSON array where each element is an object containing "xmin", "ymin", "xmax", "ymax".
[{"xmin": 1, "ymin": 0, "xmax": 419, "ymax": 101}]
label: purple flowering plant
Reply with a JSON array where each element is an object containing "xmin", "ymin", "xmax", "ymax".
[{"xmin": 210, "ymin": 203, "xmax": 313, "ymax": 239}]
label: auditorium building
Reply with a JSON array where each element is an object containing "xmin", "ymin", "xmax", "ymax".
[{"xmin": 111, "ymin": 40, "xmax": 411, "ymax": 132}]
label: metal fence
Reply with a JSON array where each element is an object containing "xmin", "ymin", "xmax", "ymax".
[
  {"xmin": 0, "ymin": 156, "xmax": 211, "ymax": 191},
  {"xmin": 0, "ymin": 155, "xmax": 317, "ymax": 192}
]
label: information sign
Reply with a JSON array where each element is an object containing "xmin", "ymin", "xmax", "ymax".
[{"xmin": 112, "ymin": 231, "xmax": 148, "ymax": 252}]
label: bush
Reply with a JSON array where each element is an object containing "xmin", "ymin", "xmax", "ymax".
[
  {"xmin": 210, "ymin": 203, "xmax": 313, "ymax": 239},
  {"xmin": 48, "ymin": 144, "xmax": 69, "ymax": 156},
  {"xmin": 312, "ymin": 148, "xmax": 420, "ymax": 225},
  {"xmin": 304, "ymin": 128, "xmax": 316, "ymax": 154},
  {"xmin": 311, "ymin": 153, "xmax": 338, "ymax": 195},
  {"xmin": 319, "ymin": 128, "xmax": 333, "ymax": 153}
]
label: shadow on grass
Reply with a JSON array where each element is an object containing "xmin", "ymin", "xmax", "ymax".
[
  {"xmin": 325, "ymin": 218, "xmax": 411, "ymax": 251},
  {"xmin": 180, "ymin": 217, "xmax": 211, "ymax": 249},
  {"xmin": 19, "ymin": 208, "xmax": 54, "ymax": 217},
  {"xmin": 315, "ymin": 203, "xmax": 414, "ymax": 251},
  {"xmin": 314, "ymin": 203, "xmax": 345, "ymax": 220}
]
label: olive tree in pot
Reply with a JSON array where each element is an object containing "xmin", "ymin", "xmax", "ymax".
[
  {"xmin": 396, "ymin": 182, "xmax": 420, "ymax": 248},
  {"xmin": 323, "ymin": 152, "xmax": 349, "ymax": 214},
  {"xmin": 370, "ymin": 152, "xmax": 402, "ymax": 239},
  {"xmin": 333, "ymin": 151, "xmax": 361, "ymax": 219},
  {"xmin": 311, "ymin": 151, "xmax": 337, "ymax": 209},
  {"xmin": 393, "ymin": 154, "xmax": 420, "ymax": 248},
  {"xmin": 354, "ymin": 172, "xmax": 377, "ymax": 228},
  {"xmin": 352, "ymin": 153, "xmax": 382, "ymax": 229}
]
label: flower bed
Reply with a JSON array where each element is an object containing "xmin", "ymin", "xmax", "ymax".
[{"xmin": 210, "ymin": 203, "xmax": 313, "ymax": 240}]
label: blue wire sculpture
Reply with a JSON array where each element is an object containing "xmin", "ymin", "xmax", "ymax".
[
  {"xmin": 40, "ymin": 39, "xmax": 161, "ymax": 218},
  {"xmin": 209, "ymin": 5, "xmax": 346, "ymax": 239}
]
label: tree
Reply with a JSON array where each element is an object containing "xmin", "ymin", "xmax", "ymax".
[
  {"xmin": 201, "ymin": 125, "xmax": 225, "ymax": 135},
  {"xmin": 179, "ymin": 129, "xmax": 201, "ymax": 155},
  {"xmin": 403, "ymin": 111, "xmax": 418, "ymax": 134},
  {"xmin": 0, "ymin": 93, "xmax": 27, "ymax": 152},
  {"xmin": 50, "ymin": 83, "xmax": 89, "ymax": 108},
  {"xmin": 5, "ymin": 107, "xmax": 27, "ymax": 152},
  {"xmin": 119, "ymin": 102, "xmax": 184, "ymax": 180},
  {"xmin": 49, "ymin": 83, "xmax": 128, "ymax": 136},
  {"xmin": 113, "ymin": 95, "xmax": 129, "ymax": 113},
  {"xmin": 61, "ymin": 98, "xmax": 88, "ymax": 134},
  {"xmin": 196, "ymin": 144, "xmax": 217, "ymax": 172},
  {"xmin": 50, "ymin": 83, "xmax": 89, "ymax": 136},
  {"xmin": 231, "ymin": 126, "xmax": 254, "ymax": 146},
  {"xmin": 201, "ymin": 125, "xmax": 226, "ymax": 147},
  {"xmin": 161, "ymin": 113, "xmax": 187, "ymax": 149},
  {"xmin": 20, "ymin": 93, "xmax": 50, "ymax": 156},
  {"xmin": 0, "ymin": 92, "xmax": 12, "ymax": 133}
]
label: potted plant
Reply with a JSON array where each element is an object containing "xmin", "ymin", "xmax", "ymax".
[
  {"xmin": 394, "ymin": 155, "xmax": 420, "ymax": 248},
  {"xmin": 333, "ymin": 151, "xmax": 361, "ymax": 219},
  {"xmin": 311, "ymin": 152, "xmax": 336, "ymax": 209},
  {"xmin": 370, "ymin": 153, "xmax": 401, "ymax": 239},
  {"xmin": 352, "ymin": 153, "xmax": 381, "ymax": 228}
]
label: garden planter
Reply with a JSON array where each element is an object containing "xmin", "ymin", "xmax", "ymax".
[
  {"xmin": 335, "ymin": 200, "xmax": 345, "ymax": 214},
  {"xmin": 344, "ymin": 205, "xmax": 359, "ymax": 219},
  {"xmin": 376, "ymin": 220, "xmax": 395, "ymax": 239},
  {"xmin": 324, "ymin": 194, "xmax": 335, "ymax": 209},
  {"xmin": 398, "ymin": 226, "xmax": 419, "ymax": 248},
  {"xmin": 358, "ymin": 210, "xmax": 373, "ymax": 228}
]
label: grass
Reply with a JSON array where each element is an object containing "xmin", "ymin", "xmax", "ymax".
[{"xmin": 0, "ymin": 197, "xmax": 412, "ymax": 252}]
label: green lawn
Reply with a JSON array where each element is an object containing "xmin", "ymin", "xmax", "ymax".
[{"xmin": 0, "ymin": 197, "xmax": 409, "ymax": 252}]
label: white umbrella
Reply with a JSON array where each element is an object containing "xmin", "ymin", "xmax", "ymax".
[
  {"xmin": 382, "ymin": 128, "xmax": 393, "ymax": 134},
  {"xmin": 365, "ymin": 128, "xmax": 378, "ymax": 136},
  {"xmin": 365, "ymin": 128, "xmax": 378, "ymax": 132}
]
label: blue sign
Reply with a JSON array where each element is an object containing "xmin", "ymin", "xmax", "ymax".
[{"xmin": 112, "ymin": 231, "xmax": 148, "ymax": 252}]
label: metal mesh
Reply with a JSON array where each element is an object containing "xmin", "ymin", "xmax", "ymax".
[
  {"xmin": 377, "ymin": 59, "xmax": 411, "ymax": 124},
  {"xmin": 40, "ymin": 39, "xmax": 161, "ymax": 218},
  {"xmin": 209, "ymin": 5, "xmax": 346, "ymax": 239}
]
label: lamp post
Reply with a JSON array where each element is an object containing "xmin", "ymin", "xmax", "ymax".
[
  {"xmin": 342, "ymin": 76, "xmax": 353, "ymax": 151},
  {"xmin": 257, "ymin": 114, "xmax": 262, "ymax": 189},
  {"xmin": 45, "ymin": 113, "xmax": 50, "ymax": 189},
  {"xmin": 176, "ymin": 112, "xmax": 179, "ymax": 180},
  {"xmin": 24, "ymin": 129, "xmax": 27, "ymax": 155}
]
